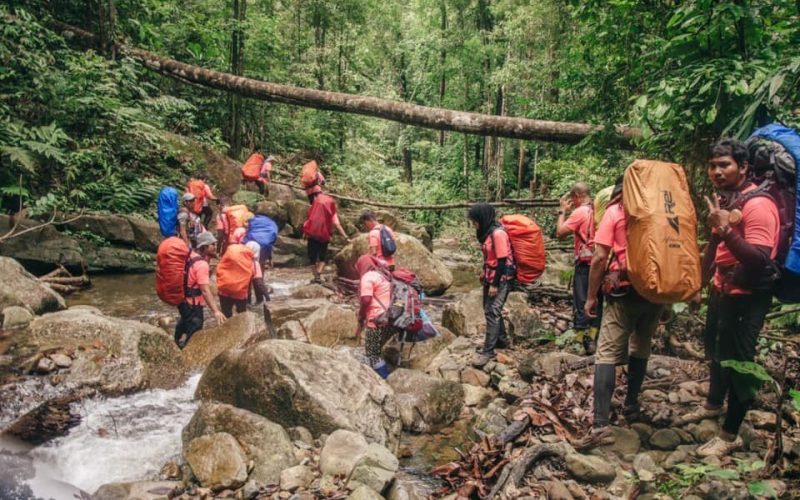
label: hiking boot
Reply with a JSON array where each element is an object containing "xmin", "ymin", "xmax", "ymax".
[
  {"xmin": 697, "ymin": 435, "xmax": 743, "ymax": 457},
  {"xmin": 310, "ymin": 277, "xmax": 322, "ymax": 285},
  {"xmin": 674, "ymin": 404, "xmax": 724, "ymax": 426},
  {"xmin": 574, "ymin": 426, "xmax": 615, "ymax": 452},
  {"xmin": 495, "ymin": 340, "xmax": 511, "ymax": 349},
  {"xmin": 623, "ymin": 405, "xmax": 642, "ymax": 423},
  {"xmin": 471, "ymin": 353, "xmax": 496, "ymax": 368},
  {"xmin": 176, "ymin": 334, "xmax": 188, "ymax": 349}
]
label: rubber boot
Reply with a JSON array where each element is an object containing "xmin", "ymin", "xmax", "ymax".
[
  {"xmin": 593, "ymin": 363, "xmax": 616, "ymax": 427},
  {"xmin": 624, "ymin": 357, "xmax": 648, "ymax": 419}
]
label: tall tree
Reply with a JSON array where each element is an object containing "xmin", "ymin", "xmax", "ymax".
[{"xmin": 229, "ymin": 0, "xmax": 247, "ymax": 159}]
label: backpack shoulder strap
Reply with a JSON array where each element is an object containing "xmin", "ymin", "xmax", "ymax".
[{"xmin": 184, "ymin": 255, "xmax": 204, "ymax": 297}]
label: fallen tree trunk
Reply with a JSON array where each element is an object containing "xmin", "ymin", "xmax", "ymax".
[{"xmin": 53, "ymin": 21, "xmax": 641, "ymax": 147}]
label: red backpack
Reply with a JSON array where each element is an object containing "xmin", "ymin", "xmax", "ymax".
[
  {"xmin": 302, "ymin": 194, "xmax": 336, "ymax": 242},
  {"xmin": 242, "ymin": 153, "xmax": 264, "ymax": 182},
  {"xmin": 499, "ymin": 214, "xmax": 546, "ymax": 284},
  {"xmin": 374, "ymin": 268, "xmax": 424, "ymax": 334},
  {"xmin": 155, "ymin": 237, "xmax": 202, "ymax": 306}
]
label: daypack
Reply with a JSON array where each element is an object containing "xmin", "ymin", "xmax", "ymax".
[
  {"xmin": 216, "ymin": 243, "xmax": 254, "ymax": 299},
  {"xmin": 593, "ymin": 185, "xmax": 615, "ymax": 227},
  {"xmin": 301, "ymin": 160, "xmax": 320, "ymax": 188},
  {"xmin": 623, "ymin": 160, "xmax": 701, "ymax": 304},
  {"xmin": 157, "ymin": 187, "xmax": 179, "ymax": 237},
  {"xmin": 245, "ymin": 214, "xmax": 278, "ymax": 251},
  {"xmin": 224, "ymin": 205, "xmax": 252, "ymax": 237},
  {"xmin": 744, "ymin": 122, "xmax": 800, "ymax": 302},
  {"xmin": 242, "ymin": 153, "xmax": 265, "ymax": 181},
  {"xmin": 498, "ymin": 214, "xmax": 545, "ymax": 285},
  {"xmin": 376, "ymin": 268, "xmax": 424, "ymax": 334},
  {"xmin": 303, "ymin": 194, "xmax": 336, "ymax": 242},
  {"xmin": 379, "ymin": 224, "xmax": 397, "ymax": 256},
  {"xmin": 155, "ymin": 237, "xmax": 202, "ymax": 306},
  {"xmin": 186, "ymin": 179, "xmax": 206, "ymax": 214}
]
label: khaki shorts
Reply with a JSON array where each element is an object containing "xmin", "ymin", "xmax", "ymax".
[{"xmin": 596, "ymin": 293, "xmax": 664, "ymax": 365}]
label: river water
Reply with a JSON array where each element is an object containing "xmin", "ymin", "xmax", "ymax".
[{"xmin": 3, "ymin": 268, "xmax": 463, "ymax": 497}]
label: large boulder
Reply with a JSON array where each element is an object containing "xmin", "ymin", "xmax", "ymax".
[
  {"xmin": 334, "ymin": 233, "xmax": 452, "ymax": 296},
  {"xmin": 382, "ymin": 325, "xmax": 455, "ymax": 371},
  {"xmin": 320, "ymin": 429, "xmax": 369, "ymax": 477},
  {"xmin": 123, "ymin": 216, "xmax": 163, "ymax": 252},
  {"xmin": 232, "ymin": 190, "xmax": 263, "ymax": 209},
  {"xmin": 285, "ymin": 200, "xmax": 310, "ymax": 238},
  {"xmin": 441, "ymin": 288, "xmax": 484, "ymax": 337},
  {"xmin": 276, "ymin": 303, "xmax": 358, "ymax": 347},
  {"xmin": 425, "ymin": 337, "xmax": 483, "ymax": 385},
  {"xmin": 349, "ymin": 442, "xmax": 400, "ymax": 494},
  {"xmin": 504, "ymin": 292, "xmax": 546, "ymax": 345},
  {"xmin": 254, "ymin": 200, "xmax": 288, "ymax": 229},
  {"xmin": 268, "ymin": 298, "xmax": 330, "ymax": 327},
  {"xmin": 184, "ymin": 432, "xmax": 248, "ymax": 490},
  {"xmin": 16, "ymin": 308, "xmax": 186, "ymax": 394},
  {"xmin": 196, "ymin": 340, "xmax": 401, "ymax": 447},
  {"xmin": 370, "ymin": 210, "xmax": 432, "ymax": 250},
  {"xmin": 64, "ymin": 214, "xmax": 136, "ymax": 247},
  {"xmin": 387, "ymin": 369, "xmax": 464, "ymax": 433},
  {"xmin": 0, "ymin": 257, "xmax": 65, "ymax": 314},
  {"xmin": 182, "ymin": 312, "xmax": 266, "ymax": 370},
  {"xmin": 182, "ymin": 402, "xmax": 296, "ymax": 486}
]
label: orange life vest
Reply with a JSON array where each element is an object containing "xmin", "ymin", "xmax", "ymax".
[
  {"xmin": 216, "ymin": 243, "xmax": 254, "ymax": 299},
  {"xmin": 242, "ymin": 153, "xmax": 264, "ymax": 181}
]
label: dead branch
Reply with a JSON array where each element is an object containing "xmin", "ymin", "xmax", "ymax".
[
  {"xmin": 487, "ymin": 442, "xmax": 572, "ymax": 499},
  {"xmin": 766, "ymin": 307, "xmax": 800, "ymax": 320},
  {"xmin": 46, "ymin": 283, "xmax": 80, "ymax": 294},
  {"xmin": 40, "ymin": 276, "xmax": 90, "ymax": 285},
  {"xmin": 0, "ymin": 211, "xmax": 85, "ymax": 243},
  {"xmin": 40, "ymin": 264, "xmax": 70, "ymax": 280}
]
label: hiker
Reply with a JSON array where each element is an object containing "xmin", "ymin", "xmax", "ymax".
[
  {"xmin": 303, "ymin": 192, "xmax": 349, "ymax": 284},
  {"xmin": 301, "ymin": 160, "xmax": 327, "ymax": 203},
  {"xmin": 359, "ymin": 211, "xmax": 397, "ymax": 270},
  {"xmin": 468, "ymin": 203, "xmax": 515, "ymax": 368},
  {"xmin": 216, "ymin": 228, "xmax": 268, "ymax": 317},
  {"xmin": 241, "ymin": 148, "xmax": 273, "ymax": 195},
  {"xmin": 354, "ymin": 254, "xmax": 394, "ymax": 379},
  {"xmin": 186, "ymin": 173, "xmax": 216, "ymax": 228},
  {"xmin": 178, "ymin": 193, "xmax": 204, "ymax": 248},
  {"xmin": 576, "ymin": 179, "xmax": 665, "ymax": 450},
  {"xmin": 215, "ymin": 196, "xmax": 230, "ymax": 255},
  {"xmin": 174, "ymin": 231, "xmax": 226, "ymax": 348},
  {"xmin": 556, "ymin": 181, "xmax": 601, "ymax": 354},
  {"xmin": 679, "ymin": 139, "xmax": 780, "ymax": 456},
  {"xmin": 246, "ymin": 212, "xmax": 279, "ymax": 273}
]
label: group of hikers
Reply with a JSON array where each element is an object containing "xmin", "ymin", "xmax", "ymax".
[{"xmin": 154, "ymin": 122, "xmax": 800, "ymax": 460}]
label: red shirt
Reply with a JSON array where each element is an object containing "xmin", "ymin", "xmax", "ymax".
[
  {"xmin": 368, "ymin": 224, "xmax": 396, "ymax": 267},
  {"xmin": 481, "ymin": 228, "xmax": 513, "ymax": 284},
  {"xmin": 714, "ymin": 185, "xmax": 780, "ymax": 294},
  {"xmin": 594, "ymin": 203, "xmax": 627, "ymax": 272},
  {"xmin": 186, "ymin": 251, "xmax": 210, "ymax": 306},
  {"xmin": 565, "ymin": 204, "xmax": 594, "ymax": 262},
  {"xmin": 360, "ymin": 270, "xmax": 391, "ymax": 328}
]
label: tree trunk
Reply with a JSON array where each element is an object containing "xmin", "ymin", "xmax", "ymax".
[
  {"xmin": 97, "ymin": 0, "xmax": 116, "ymax": 59},
  {"xmin": 53, "ymin": 21, "xmax": 641, "ymax": 146},
  {"xmin": 229, "ymin": 0, "xmax": 246, "ymax": 159},
  {"xmin": 463, "ymin": 133, "xmax": 470, "ymax": 200},
  {"xmin": 517, "ymin": 141, "xmax": 525, "ymax": 195},
  {"xmin": 438, "ymin": 0, "xmax": 447, "ymax": 147}
]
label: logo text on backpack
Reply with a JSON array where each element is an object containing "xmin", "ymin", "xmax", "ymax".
[{"xmin": 663, "ymin": 190, "xmax": 680, "ymax": 234}]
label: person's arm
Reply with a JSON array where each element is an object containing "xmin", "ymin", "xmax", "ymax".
[
  {"xmin": 333, "ymin": 214, "xmax": 348, "ymax": 240},
  {"xmin": 368, "ymin": 230, "xmax": 379, "ymax": 256},
  {"xmin": 490, "ymin": 257, "xmax": 507, "ymax": 294},
  {"xmin": 356, "ymin": 295, "xmax": 371, "ymax": 341},
  {"xmin": 555, "ymin": 197, "xmax": 575, "ymax": 239},
  {"xmin": 719, "ymin": 229, "xmax": 773, "ymax": 273},
  {"xmin": 204, "ymin": 185, "xmax": 217, "ymax": 201},
  {"xmin": 584, "ymin": 243, "xmax": 610, "ymax": 318},
  {"xmin": 179, "ymin": 222, "xmax": 190, "ymax": 247},
  {"xmin": 200, "ymin": 284, "xmax": 226, "ymax": 324}
]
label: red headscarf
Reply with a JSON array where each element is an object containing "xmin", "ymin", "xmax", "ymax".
[{"xmin": 355, "ymin": 254, "xmax": 385, "ymax": 277}]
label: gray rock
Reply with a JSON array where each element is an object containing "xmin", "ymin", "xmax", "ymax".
[
  {"xmin": 92, "ymin": 480, "xmax": 182, "ymax": 499},
  {"xmin": 545, "ymin": 480, "xmax": 574, "ymax": 500},
  {"xmin": 182, "ymin": 312, "xmax": 267, "ymax": 370},
  {"xmin": 182, "ymin": 402, "xmax": 296, "ymax": 486},
  {"xmin": 196, "ymin": 340, "xmax": 401, "ymax": 448},
  {"xmin": 291, "ymin": 283, "xmax": 334, "ymax": 299},
  {"xmin": 288, "ymin": 426, "xmax": 314, "ymax": 446},
  {"xmin": 349, "ymin": 442, "xmax": 399, "ymax": 494},
  {"xmin": 0, "ymin": 257, "xmax": 65, "ymax": 314},
  {"xmin": 184, "ymin": 433, "xmax": 248, "ymax": 490},
  {"xmin": 632, "ymin": 453, "xmax": 659, "ymax": 482},
  {"xmin": 462, "ymin": 384, "xmax": 493, "ymax": 407},
  {"xmin": 347, "ymin": 484, "xmax": 384, "ymax": 500},
  {"xmin": 690, "ymin": 419, "xmax": 719, "ymax": 443},
  {"xmin": 49, "ymin": 353, "xmax": 72, "ymax": 368},
  {"xmin": 650, "ymin": 428, "xmax": 682, "ymax": 451},
  {"xmin": 382, "ymin": 325, "xmax": 455, "ymax": 371},
  {"xmin": 2, "ymin": 305, "xmax": 34, "ymax": 330},
  {"xmin": 285, "ymin": 200, "xmax": 310, "ymax": 237},
  {"xmin": 565, "ymin": 453, "xmax": 616, "ymax": 484},
  {"xmin": 319, "ymin": 429, "xmax": 369, "ymax": 477},
  {"xmin": 280, "ymin": 465, "xmax": 315, "ymax": 492},
  {"xmin": 35, "ymin": 357, "xmax": 56, "ymax": 374},
  {"xmin": 388, "ymin": 368, "xmax": 464, "ymax": 433},
  {"xmin": 504, "ymin": 292, "xmax": 547, "ymax": 345},
  {"xmin": 441, "ymin": 289, "xmax": 484, "ymax": 336},
  {"xmin": 599, "ymin": 426, "xmax": 641, "ymax": 458},
  {"xmin": 518, "ymin": 351, "xmax": 582, "ymax": 381}
]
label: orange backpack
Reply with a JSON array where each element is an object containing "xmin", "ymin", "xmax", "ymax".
[
  {"xmin": 216, "ymin": 243, "xmax": 254, "ymax": 299},
  {"xmin": 224, "ymin": 205, "xmax": 252, "ymax": 236},
  {"xmin": 186, "ymin": 179, "xmax": 206, "ymax": 214},
  {"xmin": 499, "ymin": 214, "xmax": 546, "ymax": 284},
  {"xmin": 300, "ymin": 160, "xmax": 319, "ymax": 188},
  {"xmin": 155, "ymin": 237, "xmax": 202, "ymax": 306},
  {"xmin": 242, "ymin": 153, "xmax": 264, "ymax": 181},
  {"xmin": 623, "ymin": 160, "xmax": 701, "ymax": 304}
]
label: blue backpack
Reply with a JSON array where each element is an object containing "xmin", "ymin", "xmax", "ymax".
[
  {"xmin": 379, "ymin": 225, "xmax": 397, "ymax": 256},
  {"xmin": 245, "ymin": 214, "xmax": 278, "ymax": 251},
  {"xmin": 746, "ymin": 123, "xmax": 800, "ymax": 302},
  {"xmin": 157, "ymin": 187, "xmax": 179, "ymax": 237}
]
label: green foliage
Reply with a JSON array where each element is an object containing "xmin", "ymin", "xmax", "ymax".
[
  {"xmin": 789, "ymin": 389, "xmax": 800, "ymax": 411},
  {"xmin": 748, "ymin": 481, "xmax": 778, "ymax": 499}
]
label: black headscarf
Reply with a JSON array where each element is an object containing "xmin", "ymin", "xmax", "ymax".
[{"xmin": 468, "ymin": 203, "xmax": 500, "ymax": 243}]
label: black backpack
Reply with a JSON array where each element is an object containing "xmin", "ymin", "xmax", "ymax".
[{"xmin": 379, "ymin": 225, "xmax": 397, "ymax": 256}]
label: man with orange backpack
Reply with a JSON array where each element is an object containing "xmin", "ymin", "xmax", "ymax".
[
  {"xmin": 178, "ymin": 193, "xmax": 205, "ymax": 248},
  {"xmin": 556, "ymin": 181, "xmax": 601, "ymax": 354},
  {"xmin": 186, "ymin": 173, "xmax": 217, "ymax": 228},
  {"xmin": 216, "ymin": 228, "xmax": 269, "ymax": 317},
  {"xmin": 359, "ymin": 211, "xmax": 397, "ymax": 271},
  {"xmin": 241, "ymin": 148, "xmax": 273, "ymax": 195},
  {"xmin": 300, "ymin": 160, "xmax": 326, "ymax": 203}
]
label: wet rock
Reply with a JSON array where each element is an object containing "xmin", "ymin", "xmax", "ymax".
[
  {"xmin": 348, "ymin": 484, "xmax": 383, "ymax": 500},
  {"xmin": 631, "ymin": 422, "xmax": 654, "ymax": 443},
  {"xmin": 460, "ymin": 367, "xmax": 490, "ymax": 387},
  {"xmin": 182, "ymin": 402, "xmax": 296, "ymax": 485},
  {"xmin": 184, "ymin": 433, "xmax": 248, "ymax": 490},
  {"xmin": 565, "ymin": 453, "xmax": 616, "ymax": 484},
  {"xmin": 18, "ymin": 308, "xmax": 186, "ymax": 394},
  {"xmin": 441, "ymin": 288, "xmax": 484, "ymax": 336},
  {"xmin": 335, "ymin": 233, "xmax": 453, "ymax": 296},
  {"xmin": 288, "ymin": 426, "xmax": 314, "ymax": 446},
  {"xmin": 49, "ymin": 353, "xmax": 72, "ymax": 369},
  {"xmin": 545, "ymin": 480, "xmax": 574, "ymax": 500},
  {"xmin": 65, "ymin": 214, "xmax": 140, "ymax": 247},
  {"xmin": 296, "ymin": 303, "xmax": 359, "ymax": 347},
  {"xmin": 320, "ymin": 429, "xmax": 369, "ymax": 477},
  {"xmin": 649, "ymin": 428, "xmax": 681, "ymax": 451},
  {"xmin": 280, "ymin": 465, "xmax": 315, "ymax": 492},
  {"xmin": 35, "ymin": 357, "xmax": 56, "ymax": 374},
  {"xmin": 285, "ymin": 200, "xmax": 310, "ymax": 237},
  {"xmin": 382, "ymin": 326, "xmax": 455, "ymax": 371},
  {"xmin": 386, "ymin": 473, "xmax": 426, "ymax": 500},
  {"xmin": 632, "ymin": 453, "xmax": 660, "ymax": 482},
  {"xmin": 387, "ymin": 368, "xmax": 464, "ymax": 433},
  {"xmin": 462, "ymin": 384, "xmax": 493, "ymax": 407},
  {"xmin": 497, "ymin": 376, "xmax": 528, "ymax": 400},
  {"xmin": 182, "ymin": 312, "xmax": 267, "ymax": 370},
  {"xmin": 504, "ymin": 292, "xmax": 546, "ymax": 345},
  {"xmin": 160, "ymin": 462, "xmax": 181, "ymax": 480},
  {"xmin": 291, "ymin": 284, "xmax": 334, "ymax": 299},
  {"xmin": 197, "ymin": 340, "xmax": 401, "ymax": 448},
  {"xmin": 0, "ymin": 257, "xmax": 65, "ymax": 314},
  {"xmin": 349, "ymin": 442, "xmax": 399, "ymax": 494},
  {"xmin": 599, "ymin": 426, "xmax": 641, "ymax": 457},
  {"xmin": 518, "ymin": 352, "xmax": 582, "ymax": 381},
  {"xmin": 2, "ymin": 305, "xmax": 34, "ymax": 330},
  {"xmin": 92, "ymin": 480, "xmax": 183, "ymax": 499}
]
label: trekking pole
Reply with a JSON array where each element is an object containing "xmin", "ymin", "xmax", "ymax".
[{"xmin": 263, "ymin": 303, "xmax": 277, "ymax": 338}]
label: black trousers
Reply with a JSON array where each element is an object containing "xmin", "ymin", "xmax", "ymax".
[
  {"xmin": 482, "ymin": 281, "xmax": 511, "ymax": 355},
  {"xmin": 220, "ymin": 295, "xmax": 247, "ymax": 318},
  {"xmin": 573, "ymin": 262, "xmax": 602, "ymax": 330},
  {"xmin": 704, "ymin": 288, "xmax": 772, "ymax": 435},
  {"xmin": 175, "ymin": 302, "xmax": 204, "ymax": 346},
  {"xmin": 200, "ymin": 206, "xmax": 213, "ymax": 229}
]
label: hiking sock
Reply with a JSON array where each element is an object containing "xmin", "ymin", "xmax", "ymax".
[
  {"xmin": 593, "ymin": 363, "xmax": 616, "ymax": 427},
  {"xmin": 624, "ymin": 357, "xmax": 648, "ymax": 410}
]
